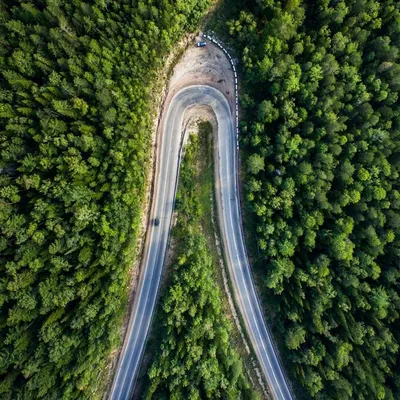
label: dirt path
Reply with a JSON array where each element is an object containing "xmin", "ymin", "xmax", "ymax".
[{"xmin": 165, "ymin": 34, "xmax": 235, "ymax": 110}]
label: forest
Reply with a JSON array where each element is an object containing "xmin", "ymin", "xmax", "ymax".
[
  {"xmin": 0, "ymin": 0, "xmax": 210, "ymax": 398},
  {"xmin": 143, "ymin": 126, "xmax": 255, "ymax": 399},
  {"xmin": 2, "ymin": 0, "xmax": 400, "ymax": 398},
  {"xmin": 218, "ymin": 0, "xmax": 400, "ymax": 399}
]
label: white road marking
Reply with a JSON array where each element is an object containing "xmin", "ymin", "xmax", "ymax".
[{"xmin": 110, "ymin": 31, "xmax": 293, "ymax": 400}]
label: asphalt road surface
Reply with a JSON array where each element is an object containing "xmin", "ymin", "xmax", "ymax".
[{"xmin": 110, "ymin": 85, "xmax": 293, "ymax": 400}]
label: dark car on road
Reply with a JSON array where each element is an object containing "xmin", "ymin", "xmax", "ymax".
[{"xmin": 154, "ymin": 217, "xmax": 160, "ymax": 226}]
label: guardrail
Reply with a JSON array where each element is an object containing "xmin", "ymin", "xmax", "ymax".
[{"xmin": 203, "ymin": 34, "xmax": 239, "ymax": 150}]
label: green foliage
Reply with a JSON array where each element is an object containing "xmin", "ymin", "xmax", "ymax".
[
  {"xmin": 246, "ymin": 153, "xmax": 265, "ymax": 175},
  {"xmin": 145, "ymin": 128, "xmax": 255, "ymax": 399},
  {"xmin": 226, "ymin": 0, "xmax": 400, "ymax": 399},
  {"xmin": 0, "ymin": 0, "xmax": 210, "ymax": 398}
]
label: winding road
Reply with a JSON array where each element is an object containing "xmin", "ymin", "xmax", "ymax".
[{"xmin": 109, "ymin": 85, "xmax": 293, "ymax": 400}]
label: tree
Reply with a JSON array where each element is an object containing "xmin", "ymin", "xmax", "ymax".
[
  {"xmin": 247, "ymin": 154, "xmax": 265, "ymax": 175},
  {"xmin": 286, "ymin": 325, "xmax": 306, "ymax": 350}
]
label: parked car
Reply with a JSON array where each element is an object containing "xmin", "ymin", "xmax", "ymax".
[{"xmin": 196, "ymin": 41, "xmax": 207, "ymax": 47}]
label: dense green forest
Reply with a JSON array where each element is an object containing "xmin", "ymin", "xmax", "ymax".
[
  {"xmin": 0, "ymin": 0, "xmax": 210, "ymax": 398},
  {"xmin": 3, "ymin": 0, "xmax": 400, "ymax": 398},
  {"xmin": 218, "ymin": 0, "xmax": 400, "ymax": 399},
  {"xmin": 144, "ymin": 126, "xmax": 256, "ymax": 399}
]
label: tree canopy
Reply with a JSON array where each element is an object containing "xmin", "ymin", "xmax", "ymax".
[
  {"xmin": 0, "ymin": 0, "xmax": 210, "ymax": 398},
  {"xmin": 222, "ymin": 0, "xmax": 400, "ymax": 398}
]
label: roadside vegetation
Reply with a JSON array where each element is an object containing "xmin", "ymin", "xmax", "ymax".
[
  {"xmin": 143, "ymin": 123, "xmax": 257, "ymax": 399},
  {"xmin": 0, "ymin": 1, "xmax": 211, "ymax": 398},
  {"xmin": 209, "ymin": 0, "xmax": 400, "ymax": 399}
]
